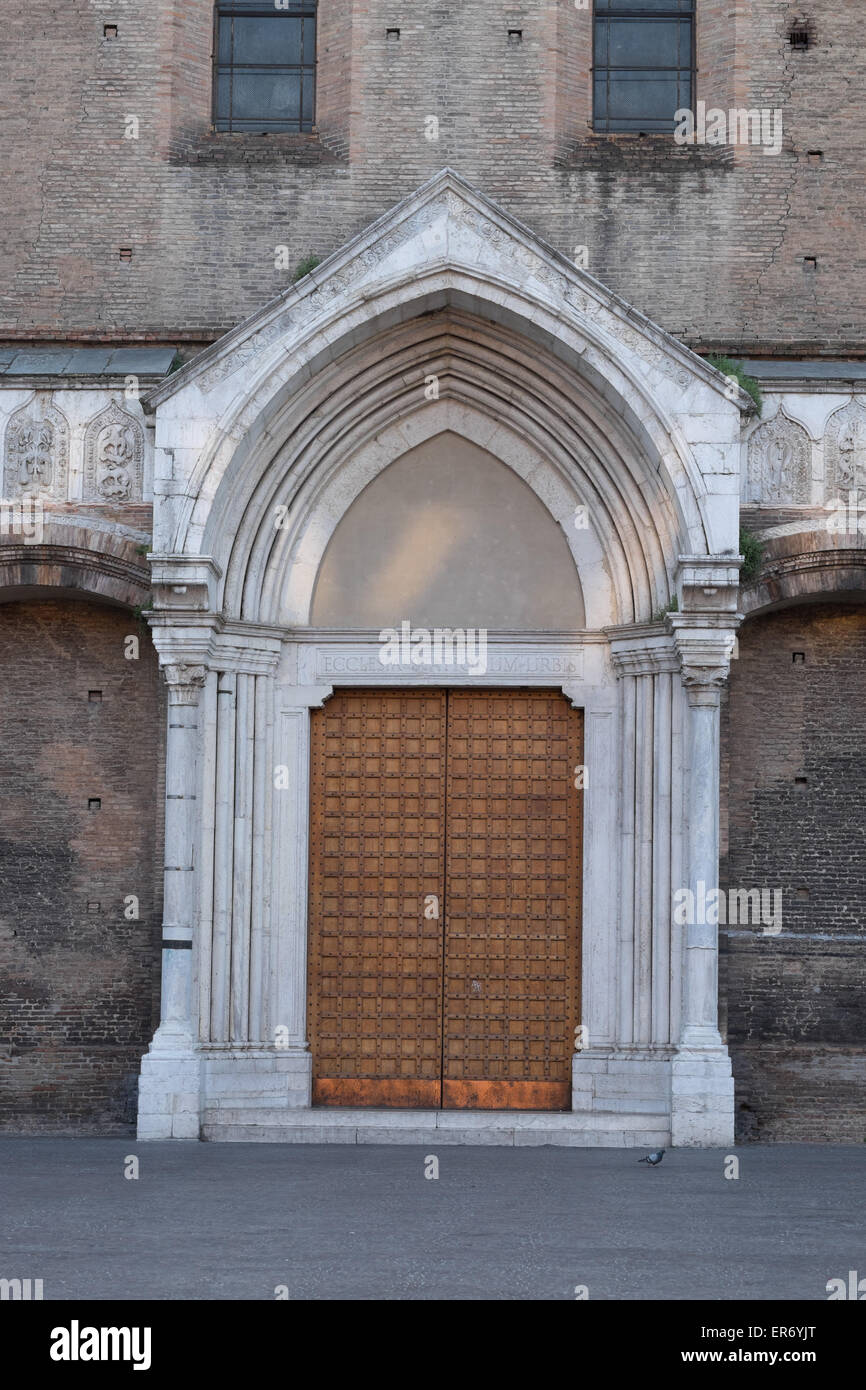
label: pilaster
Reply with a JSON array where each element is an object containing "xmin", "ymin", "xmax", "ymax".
[
  {"xmin": 668, "ymin": 555, "xmax": 741, "ymax": 1145},
  {"xmin": 138, "ymin": 660, "xmax": 207, "ymax": 1139}
]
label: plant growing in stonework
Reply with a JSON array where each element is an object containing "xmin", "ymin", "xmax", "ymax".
[
  {"xmin": 652, "ymin": 595, "xmax": 679, "ymax": 622},
  {"xmin": 706, "ymin": 355, "xmax": 763, "ymax": 414},
  {"xmin": 739, "ymin": 528, "xmax": 764, "ymax": 582},
  {"xmin": 131, "ymin": 597, "xmax": 154, "ymax": 638},
  {"xmin": 292, "ymin": 254, "xmax": 322, "ymax": 283}
]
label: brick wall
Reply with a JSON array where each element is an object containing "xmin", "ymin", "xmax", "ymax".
[
  {"xmin": 1, "ymin": 0, "xmax": 863, "ymax": 352},
  {"xmin": 0, "ymin": 600, "xmax": 164, "ymax": 1132},
  {"xmin": 721, "ymin": 603, "xmax": 866, "ymax": 1141},
  {"xmin": 316, "ymin": 0, "xmax": 352, "ymax": 160}
]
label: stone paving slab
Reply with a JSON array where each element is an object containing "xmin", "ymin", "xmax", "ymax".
[{"xmin": 0, "ymin": 1139, "xmax": 863, "ymax": 1301}]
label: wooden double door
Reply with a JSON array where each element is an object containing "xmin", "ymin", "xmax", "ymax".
[{"xmin": 307, "ymin": 690, "xmax": 583, "ymax": 1110}]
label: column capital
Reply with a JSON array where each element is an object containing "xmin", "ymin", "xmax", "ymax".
[
  {"xmin": 605, "ymin": 623, "xmax": 679, "ymax": 678},
  {"xmin": 163, "ymin": 662, "xmax": 208, "ymax": 705},
  {"xmin": 671, "ymin": 617, "xmax": 739, "ymax": 707}
]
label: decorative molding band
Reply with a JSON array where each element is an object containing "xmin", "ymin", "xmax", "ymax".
[
  {"xmin": 741, "ymin": 546, "xmax": 866, "ymax": 615},
  {"xmin": 0, "ymin": 542, "xmax": 150, "ymax": 606},
  {"xmin": 149, "ymin": 624, "xmax": 282, "ymax": 678}
]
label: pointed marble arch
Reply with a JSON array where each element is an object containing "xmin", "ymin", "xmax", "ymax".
[
  {"xmin": 220, "ymin": 311, "xmax": 683, "ymax": 627},
  {"xmin": 137, "ymin": 172, "xmax": 750, "ymax": 1146},
  {"xmin": 145, "ymin": 170, "xmax": 747, "ymax": 625}
]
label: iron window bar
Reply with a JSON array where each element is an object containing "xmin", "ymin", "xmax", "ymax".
[
  {"xmin": 593, "ymin": 1, "xmax": 695, "ymax": 134},
  {"xmin": 213, "ymin": 1, "xmax": 317, "ymax": 134}
]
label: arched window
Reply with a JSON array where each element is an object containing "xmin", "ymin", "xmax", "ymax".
[
  {"xmin": 214, "ymin": 0, "xmax": 317, "ymax": 133},
  {"xmin": 593, "ymin": 0, "xmax": 694, "ymax": 133}
]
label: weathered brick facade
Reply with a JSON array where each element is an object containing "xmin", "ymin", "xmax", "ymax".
[
  {"xmin": 0, "ymin": 601, "xmax": 164, "ymax": 1131},
  {"xmin": 1, "ymin": 1, "xmax": 864, "ymax": 353},
  {"xmin": 0, "ymin": 1, "xmax": 863, "ymax": 1140},
  {"xmin": 721, "ymin": 604, "xmax": 866, "ymax": 1140}
]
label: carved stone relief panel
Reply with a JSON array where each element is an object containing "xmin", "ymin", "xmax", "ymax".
[
  {"xmin": 3, "ymin": 397, "xmax": 69, "ymax": 500},
  {"xmin": 83, "ymin": 401, "xmax": 144, "ymax": 503},
  {"xmin": 824, "ymin": 399, "xmax": 866, "ymax": 499},
  {"xmin": 745, "ymin": 410, "xmax": 811, "ymax": 504}
]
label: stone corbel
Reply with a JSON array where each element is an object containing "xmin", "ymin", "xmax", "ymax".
[
  {"xmin": 149, "ymin": 554, "xmax": 222, "ymax": 613},
  {"xmin": 559, "ymin": 682, "xmax": 584, "ymax": 709},
  {"xmin": 280, "ymin": 684, "xmax": 334, "ymax": 711},
  {"xmin": 675, "ymin": 554, "xmax": 742, "ymax": 617}
]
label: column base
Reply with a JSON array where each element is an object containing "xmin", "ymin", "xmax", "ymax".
[
  {"xmin": 670, "ymin": 1048, "xmax": 735, "ymax": 1147},
  {"xmin": 137, "ymin": 1045, "xmax": 203, "ymax": 1140},
  {"xmin": 137, "ymin": 1046, "xmax": 313, "ymax": 1137},
  {"xmin": 573, "ymin": 1047, "xmax": 735, "ymax": 1147},
  {"xmin": 201, "ymin": 1048, "xmax": 312, "ymax": 1114},
  {"xmin": 572, "ymin": 1048, "xmax": 673, "ymax": 1122}
]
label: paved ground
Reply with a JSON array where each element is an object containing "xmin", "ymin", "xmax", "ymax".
[{"xmin": 0, "ymin": 1140, "xmax": 863, "ymax": 1300}]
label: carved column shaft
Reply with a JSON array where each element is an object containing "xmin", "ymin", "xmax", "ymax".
[
  {"xmin": 153, "ymin": 662, "xmax": 207, "ymax": 1048},
  {"xmin": 672, "ymin": 617, "xmax": 737, "ymax": 1051},
  {"xmin": 606, "ymin": 629, "xmax": 681, "ymax": 1048},
  {"xmin": 681, "ymin": 678, "xmax": 724, "ymax": 1047}
]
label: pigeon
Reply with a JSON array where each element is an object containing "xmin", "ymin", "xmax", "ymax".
[{"xmin": 638, "ymin": 1149, "xmax": 665, "ymax": 1166}]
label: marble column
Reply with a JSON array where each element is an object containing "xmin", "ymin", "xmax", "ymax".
[
  {"xmin": 670, "ymin": 622, "xmax": 737, "ymax": 1146},
  {"xmin": 572, "ymin": 627, "xmax": 682, "ymax": 1123},
  {"xmin": 680, "ymin": 672, "xmax": 725, "ymax": 1049},
  {"xmin": 137, "ymin": 662, "xmax": 207, "ymax": 1139}
]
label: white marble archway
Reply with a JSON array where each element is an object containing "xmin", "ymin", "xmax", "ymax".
[{"xmin": 137, "ymin": 171, "xmax": 746, "ymax": 1145}]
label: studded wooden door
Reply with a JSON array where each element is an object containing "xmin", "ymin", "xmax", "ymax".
[
  {"xmin": 308, "ymin": 690, "xmax": 447, "ymax": 1107},
  {"xmin": 442, "ymin": 691, "xmax": 582, "ymax": 1109},
  {"xmin": 308, "ymin": 689, "xmax": 583, "ymax": 1110}
]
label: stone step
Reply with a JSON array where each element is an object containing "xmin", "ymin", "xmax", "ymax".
[{"xmin": 201, "ymin": 1107, "xmax": 671, "ymax": 1147}]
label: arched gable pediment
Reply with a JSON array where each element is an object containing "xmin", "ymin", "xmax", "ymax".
[{"xmin": 144, "ymin": 169, "xmax": 747, "ymax": 628}]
